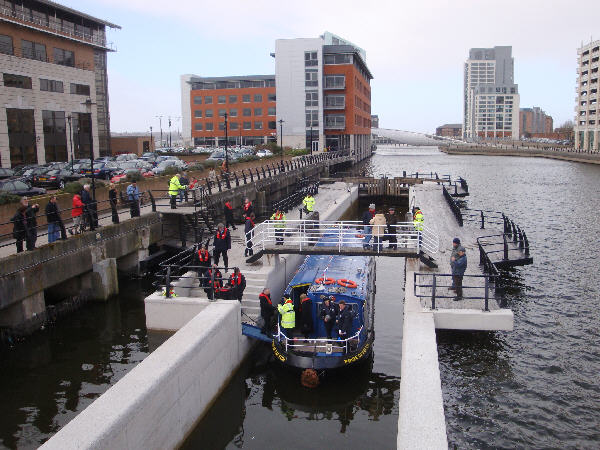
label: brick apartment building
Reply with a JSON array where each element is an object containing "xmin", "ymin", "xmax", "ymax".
[
  {"xmin": 0, "ymin": 0, "xmax": 119, "ymax": 168},
  {"xmin": 436, "ymin": 123, "xmax": 462, "ymax": 137},
  {"xmin": 519, "ymin": 107, "xmax": 553, "ymax": 137}
]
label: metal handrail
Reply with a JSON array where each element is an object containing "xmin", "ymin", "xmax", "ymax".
[
  {"xmin": 413, "ymin": 272, "xmax": 497, "ymax": 311},
  {"xmin": 442, "ymin": 186, "xmax": 463, "ymax": 226},
  {"xmin": 276, "ymin": 324, "xmax": 364, "ymax": 354}
]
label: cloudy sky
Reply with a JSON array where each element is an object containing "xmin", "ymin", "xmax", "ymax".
[{"xmin": 65, "ymin": 0, "xmax": 599, "ymax": 134}]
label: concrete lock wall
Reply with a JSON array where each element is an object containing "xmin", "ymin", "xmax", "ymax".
[{"xmin": 41, "ymin": 301, "xmax": 253, "ymax": 450}]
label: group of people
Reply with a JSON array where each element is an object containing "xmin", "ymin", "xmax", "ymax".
[
  {"xmin": 168, "ymin": 172, "xmax": 201, "ymax": 209},
  {"xmin": 361, "ymin": 204, "xmax": 424, "ymax": 251},
  {"xmin": 258, "ymin": 290, "xmax": 353, "ymax": 340}
]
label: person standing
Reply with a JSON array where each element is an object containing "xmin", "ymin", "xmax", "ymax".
[
  {"xmin": 413, "ymin": 206, "xmax": 424, "ymax": 250},
  {"xmin": 108, "ymin": 183, "xmax": 119, "ymax": 224},
  {"xmin": 208, "ymin": 168, "xmax": 217, "ymax": 186},
  {"xmin": 299, "ymin": 294, "xmax": 313, "ymax": 339},
  {"xmin": 242, "ymin": 198, "xmax": 253, "ymax": 220},
  {"xmin": 168, "ymin": 173, "xmax": 187, "ymax": 209},
  {"xmin": 213, "ymin": 223, "xmax": 231, "ymax": 272},
  {"xmin": 259, "ymin": 288, "xmax": 276, "ymax": 336},
  {"xmin": 336, "ymin": 300, "xmax": 353, "ymax": 340},
  {"xmin": 196, "ymin": 243, "xmax": 211, "ymax": 286},
  {"xmin": 385, "ymin": 206, "xmax": 398, "ymax": 250},
  {"xmin": 302, "ymin": 193, "xmax": 315, "ymax": 215},
  {"xmin": 127, "ymin": 181, "xmax": 141, "ymax": 218},
  {"xmin": 244, "ymin": 213, "xmax": 255, "ymax": 257},
  {"xmin": 362, "ymin": 203, "xmax": 376, "ymax": 249},
  {"xmin": 450, "ymin": 237, "xmax": 467, "ymax": 300},
  {"xmin": 369, "ymin": 210, "xmax": 387, "ymax": 252},
  {"xmin": 23, "ymin": 197, "xmax": 39, "ymax": 250},
  {"xmin": 228, "ymin": 267, "xmax": 246, "ymax": 302},
  {"xmin": 11, "ymin": 205, "xmax": 28, "ymax": 253},
  {"xmin": 203, "ymin": 264, "xmax": 223, "ymax": 300},
  {"xmin": 320, "ymin": 295, "xmax": 338, "ymax": 339},
  {"xmin": 179, "ymin": 172, "xmax": 189, "ymax": 203},
  {"xmin": 80, "ymin": 184, "xmax": 95, "ymax": 231},
  {"xmin": 223, "ymin": 200, "xmax": 237, "ymax": 230},
  {"xmin": 45, "ymin": 196, "xmax": 66, "ymax": 243},
  {"xmin": 270, "ymin": 208, "xmax": 286, "ymax": 245},
  {"xmin": 277, "ymin": 297, "xmax": 295, "ymax": 332},
  {"xmin": 70, "ymin": 193, "xmax": 84, "ymax": 235}
]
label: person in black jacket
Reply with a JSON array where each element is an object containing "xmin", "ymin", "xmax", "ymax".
[
  {"xmin": 80, "ymin": 185, "xmax": 95, "ymax": 231},
  {"xmin": 385, "ymin": 206, "xmax": 398, "ymax": 250},
  {"xmin": 45, "ymin": 195, "xmax": 66, "ymax": 243},
  {"xmin": 299, "ymin": 294, "xmax": 313, "ymax": 339},
  {"xmin": 22, "ymin": 197, "xmax": 39, "ymax": 250},
  {"xmin": 227, "ymin": 267, "xmax": 246, "ymax": 301},
  {"xmin": 179, "ymin": 172, "xmax": 190, "ymax": 203},
  {"xmin": 259, "ymin": 288, "xmax": 276, "ymax": 336},
  {"xmin": 244, "ymin": 213, "xmax": 255, "ymax": 257},
  {"xmin": 223, "ymin": 201, "xmax": 236, "ymax": 230},
  {"xmin": 11, "ymin": 205, "xmax": 28, "ymax": 253},
  {"xmin": 213, "ymin": 223, "xmax": 231, "ymax": 272},
  {"xmin": 362, "ymin": 203, "xmax": 375, "ymax": 249},
  {"xmin": 203, "ymin": 264, "xmax": 223, "ymax": 300},
  {"xmin": 196, "ymin": 244, "xmax": 212, "ymax": 287},
  {"xmin": 108, "ymin": 183, "xmax": 119, "ymax": 224},
  {"xmin": 336, "ymin": 300, "xmax": 353, "ymax": 340},
  {"xmin": 320, "ymin": 295, "xmax": 338, "ymax": 339},
  {"xmin": 242, "ymin": 198, "xmax": 253, "ymax": 220}
]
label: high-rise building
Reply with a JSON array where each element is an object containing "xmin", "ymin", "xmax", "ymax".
[
  {"xmin": 275, "ymin": 31, "xmax": 373, "ymax": 161},
  {"xmin": 574, "ymin": 40, "xmax": 600, "ymax": 151},
  {"xmin": 0, "ymin": 0, "xmax": 119, "ymax": 168},
  {"xmin": 463, "ymin": 46, "xmax": 519, "ymax": 140},
  {"xmin": 519, "ymin": 107, "xmax": 553, "ymax": 137}
]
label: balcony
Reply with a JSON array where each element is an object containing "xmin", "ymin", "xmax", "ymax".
[
  {"xmin": 324, "ymin": 115, "xmax": 345, "ymax": 130},
  {"xmin": 324, "ymin": 96, "xmax": 345, "ymax": 110}
]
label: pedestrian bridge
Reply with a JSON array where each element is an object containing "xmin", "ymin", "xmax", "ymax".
[
  {"xmin": 245, "ymin": 220, "xmax": 439, "ymax": 266},
  {"xmin": 372, "ymin": 127, "xmax": 460, "ymax": 146}
]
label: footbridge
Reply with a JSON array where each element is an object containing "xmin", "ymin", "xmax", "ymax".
[{"xmin": 372, "ymin": 127, "xmax": 459, "ymax": 146}]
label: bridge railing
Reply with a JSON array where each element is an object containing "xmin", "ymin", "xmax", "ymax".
[
  {"xmin": 414, "ymin": 272, "xmax": 498, "ymax": 311},
  {"xmin": 442, "ymin": 186, "xmax": 463, "ymax": 226},
  {"xmin": 247, "ymin": 220, "xmax": 439, "ymax": 255}
]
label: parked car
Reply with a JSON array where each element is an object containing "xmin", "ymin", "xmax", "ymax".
[
  {"xmin": 115, "ymin": 153, "xmax": 138, "ymax": 162},
  {"xmin": 80, "ymin": 162, "xmax": 119, "ymax": 180},
  {"xmin": 207, "ymin": 150, "xmax": 225, "ymax": 161},
  {"xmin": 23, "ymin": 166, "xmax": 52, "ymax": 184},
  {"xmin": 152, "ymin": 159, "xmax": 188, "ymax": 175},
  {"xmin": 0, "ymin": 179, "xmax": 46, "ymax": 196},
  {"xmin": 256, "ymin": 149, "xmax": 273, "ymax": 158},
  {"xmin": 33, "ymin": 169, "xmax": 83, "ymax": 189},
  {"xmin": 0, "ymin": 168, "xmax": 15, "ymax": 179}
]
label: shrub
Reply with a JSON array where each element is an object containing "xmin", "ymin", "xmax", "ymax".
[
  {"xmin": 187, "ymin": 162, "xmax": 204, "ymax": 171},
  {"xmin": 162, "ymin": 166, "xmax": 180, "ymax": 176},
  {"xmin": 287, "ymin": 148, "xmax": 310, "ymax": 156},
  {"xmin": 63, "ymin": 181, "xmax": 83, "ymax": 194},
  {"xmin": 236, "ymin": 155, "xmax": 260, "ymax": 163},
  {"xmin": 203, "ymin": 160, "xmax": 219, "ymax": 168},
  {"xmin": 0, "ymin": 192, "xmax": 21, "ymax": 205},
  {"xmin": 126, "ymin": 171, "xmax": 143, "ymax": 182}
]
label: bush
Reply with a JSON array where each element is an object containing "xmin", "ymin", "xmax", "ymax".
[
  {"xmin": 162, "ymin": 166, "xmax": 179, "ymax": 176},
  {"xmin": 63, "ymin": 181, "xmax": 83, "ymax": 194},
  {"xmin": 287, "ymin": 148, "xmax": 310, "ymax": 156},
  {"xmin": 187, "ymin": 162, "xmax": 204, "ymax": 171},
  {"xmin": 203, "ymin": 160, "xmax": 219, "ymax": 168},
  {"xmin": 235, "ymin": 155, "xmax": 260, "ymax": 163},
  {"xmin": 0, "ymin": 192, "xmax": 21, "ymax": 205},
  {"xmin": 126, "ymin": 171, "xmax": 143, "ymax": 182}
]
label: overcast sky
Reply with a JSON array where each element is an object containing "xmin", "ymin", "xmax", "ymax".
[{"xmin": 65, "ymin": 0, "xmax": 600, "ymax": 134}]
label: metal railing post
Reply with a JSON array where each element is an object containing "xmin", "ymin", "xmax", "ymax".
[
  {"xmin": 484, "ymin": 276, "xmax": 490, "ymax": 311},
  {"xmin": 524, "ymin": 232, "xmax": 530, "ymax": 256},
  {"xmin": 165, "ymin": 266, "xmax": 171, "ymax": 298},
  {"xmin": 503, "ymin": 234, "xmax": 509, "ymax": 260},
  {"xmin": 431, "ymin": 274, "xmax": 436, "ymax": 310},
  {"xmin": 148, "ymin": 190, "xmax": 156, "ymax": 212},
  {"xmin": 480, "ymin": 210, "xmax": 485, "ymax": 229}
]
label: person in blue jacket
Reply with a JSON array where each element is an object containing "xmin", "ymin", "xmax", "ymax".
[{"xmin": 450, "ymin": 237, "xmax": 467, "ymax": 300}]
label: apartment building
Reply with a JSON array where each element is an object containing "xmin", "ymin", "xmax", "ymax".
[
  {"xmin": 275, "ymin": 31, "xmax": 373, "ymax": 161},
  {"xmin": 463, "ymin": 46, "xmax": 520, "ymax": 140},
  {"xmin": 181, "ymin": 75, "xmax": 276, "ymax": 147},
  {"xmin": 574, "ymin": 40, "xmax": 600, "ymax": 151},
  {"xmin": 520, "ymin": 107, "xmax": 553, "ymax": 137},
  {"xmin": 0, "ymin": 0, "xmax": 119, "ymax": 168},
  {"xmin": 436, "ymin": 123, "xmax": 462, "ymax": 137}
]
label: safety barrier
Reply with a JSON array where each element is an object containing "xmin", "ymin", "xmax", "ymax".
[
  {"xmin": 276, "ymin": 324, "xmax": 364, "ymax": 355},
  {"xmin": 442, "ymin": 186, "xmax": 463, "ymax": 226},
  {"xmin": 413, "ymin": 272, "xmax": 497, "ymax": 311}
]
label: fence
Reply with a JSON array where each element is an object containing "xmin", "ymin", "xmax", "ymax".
[
  {"xmin": 442, "ymin": 186, "xmax": 463, "ymax": 226},
  {"xmin": 413, "ymin": 272, "xmax": 497, "ymax": 311}
]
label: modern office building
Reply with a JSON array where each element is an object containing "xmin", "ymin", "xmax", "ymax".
[
  {"xmin": 0, "ymin": 0, "xmax": 119, "ymax": 168},
  {"xmin": 436, "ymin": 123, "xmax": 462, "ymax": 137},
  {"xmin": 181, "ymin": 74, "xmax": 276, "ymax": 147},
  {"xmin": 463, "ymin": 46, "xmax": 519, "ymax": 140},
  {"xmin": 275, "ymin": 31, "xmax": 373, "ymax": 160},
  {"xmin": 371, "ymin": 114, "xmax": 379, "ymax": 128},
  {"xmin": 574, "ymin": 40, "xmax": 600, "ymax": 151},
  {"xmin": 519, "ymin": 107, "xmax": 553, "ymax": 137}
]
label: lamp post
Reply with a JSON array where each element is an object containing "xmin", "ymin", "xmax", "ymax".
[
  {"xmin": 309, "ymin": 122, "xmax": 313, "ymax": 155},
  {"xmin": 67, "ymin": 114, "xmax": 74, "ymax": 172},
  {"xmin": 150, "ymin": 126, "xmax": 153, "ymax": 151},
  {"xmin": 82, "ymin": 98, "xmax": 97, "ymax": 201},
  {"xmin": 168, "ymin": 117, "xmax": 172, "ymax": 148},
  {"xmin": 278, "ymin": 119, "xmax": 284, "ymax": 170},
  {"xmin": 239, "ymin": 125, "xmax": 242, "ymax": 151},
  {"xmin": 156, "ymin": 116, "xmax": 163, "ymax": 148},
  {"xmin": 224, "ymin": 112, "xmax": 229, "ymax": 172}
]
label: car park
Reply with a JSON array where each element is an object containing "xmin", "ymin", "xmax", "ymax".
[
  {"xmin": 256, "ymin": 149, "xmax": 273, "ymax": 158},
  {"xmin": 0, "ymin": 168, "xmax": 15, "ymax": 179},
  {"xmin": 0, "ymin": 179, "xmax": 46, "ymax": 196},
  {"xmin": 115, "ymin": 153, "xmax": 138, "ymax": 162},
  {"xmin": 34, "ymin": 169, "xmax": 83, "ymax": 189},
  {"xmin": 152, "ymin": 159, "xmax": 188, "ymax": 175},
  {"xmin": 80, "ymin": 161, "xmax": 120, "ymax": 180},
  {"xmin": 207, "ymin": 150, "xmax": 225, "ymax": 161}
]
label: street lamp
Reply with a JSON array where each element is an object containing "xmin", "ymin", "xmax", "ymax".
[
  {"xmin": 278, "ymin": 118, "xmax": 284, "ymax": 170},
  {"xmin": 150, "ymin": 126, "xmax": 153, "ymax": 151},
  {"xmin": 309, "ymin": 122, "xmax": 313, "ymax": 155},
  {"xmin": 156, "ymin": 116, "xmax": 163, "ymax": 148},
  {"xmin": 81, "ymin": 98, "xmax": 97, "ymax": 201},
  {"xmin": 168, "ymin": 117, "xmax": 172, "ymax": 148},
  {"xmin": 224, "ymin": 112, "xmax": 229, "ymax": 172},
  {"xmin": 67, "ymin": 114, "xmax": 74, "ymax": 172}
]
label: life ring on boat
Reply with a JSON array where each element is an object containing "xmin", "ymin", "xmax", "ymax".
[
  {"xmin": 337, "ymin": 279, "xmax": 357, "ymax": 289},
  {"xmin": 315, "ymin": 277, "xmax": 336, "ymax": 285},
  {"xmin": 355, "ymin": 234, "xmax": 365, "ymax": 238}
]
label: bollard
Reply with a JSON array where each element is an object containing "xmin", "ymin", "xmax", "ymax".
[
  {"xmin": 431, "ymin": 275, "xmax": 436, "ymax": 310},
  {"xmin": 481, "ymin": 210, "xmax": 485, "ymax": 229}
]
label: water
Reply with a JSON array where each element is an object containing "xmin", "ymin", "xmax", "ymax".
[{"xmin": 0, "ymin": 277, "xmax": 169, "ymax": 449}]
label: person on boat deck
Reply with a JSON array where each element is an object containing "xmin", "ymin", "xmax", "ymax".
[
  {"xmin": 203, "ymin": 264, "xmax": 222, "ymax": 300},
  {"xmin": 362, "ymin": 203, "xmax": 376, "ymax": 249},
  {"xmin": 197, "ymin": 243, "xmax": 212, "ymax": 286},
  {"xmin": 320, "ymin": 295, "xmax": 339, "ymax": 339},
  {"xmin": 369, "ymin": 210, "xmax": 387, "ymax": 252},
  {"xmin": 336, "ymin": 300, "xmax": 353, "ymax": 340},
  {"xmin": 278, "ymin": 297, "xmax": 295, "ymax": 331},
  {"xmin": 450, "ymin": 237, "xmax": 468, "ymax": 301},
  {"xmin": 259, "ymin": 288, "xmax": 276, "ymax": 336},
  {"xmin": 227, "ymin": 267, "xmax": 246, "ymax": 302},
  {"xmin": 299, "ymin": 294, "xmax": 313, "ymax": 339},
  {"xmin": 213, "ymin": 223, "xmax": 231, "ymax": 272}
]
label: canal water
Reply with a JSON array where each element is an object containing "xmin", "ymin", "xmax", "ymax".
[{"xmin": 2, "ymin": 146, "xmax": 599, "ymax": 448}]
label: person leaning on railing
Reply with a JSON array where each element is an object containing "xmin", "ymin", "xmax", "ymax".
[{"xmin": 168, "ymin": 173, "xmax": 187, "ymax": 210}]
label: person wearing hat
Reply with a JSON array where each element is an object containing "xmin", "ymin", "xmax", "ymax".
[
  {"xmin": 362, "ymin": 203, "xmax": 376, "ymax": 249},
  {"xmin": 320, "ymin": 295, "xmax": 339, "ymax": 338},
  {"xmin": 450, "ymin": 238, "xmax": 467, "ymax": 300},
  {"xmin": 385, "ymin": 206, "xmax": 398, "ymax": 250},
  {"xmin": 336, "ymin": 299, "xmax": 353, "ymax": 340}
]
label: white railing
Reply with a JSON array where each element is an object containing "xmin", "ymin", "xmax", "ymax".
[
  {"xmin": 246, "ymin": 220, "xmax": 439, "ymax": 255},
  {"xmin": 276, "ymin": 324, "xmax": 364, "ymax": 354}
]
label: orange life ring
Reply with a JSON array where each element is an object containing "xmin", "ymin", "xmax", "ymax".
[
  {"xmin": 355, "ymin": 234, "xmax": 365, "ymax": 238},
  {"xmin": 315, "ymin": 277, "xmax": 335, "ymax": 285},
  {"xmin": 337, "ymin": 279, "xmax": 357, "ymax": 289}
]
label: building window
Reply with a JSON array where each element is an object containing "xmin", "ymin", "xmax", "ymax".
[
  {"xmin": 194, "ymin": 110, "xmax": 202, "ymax": 118},
  {"xmin": 325, "ymin": 114, "xmax": 345, "ymax": 129},
  {"xmin": 70, "ymin": 83, "xmax": 90, "ymax": 95},
  {"xmin": 242, "ymin": 94, "xmax": 251, "ymax": 103},
  {"xmin": 53, "ymin": 47, "xmax": 74, "ymax": 67},
  {"xmin": 229, "ymin": 108, "xmax": 238, "ymax": 117},
  {"xmin": 324, "ymin": 95, "xmax": 345, "ymax": 108},
  {"xmin": 229, "ymin": 95, "xmax": 237, "ymax": 103},
  {"xmin": 0, "ymin": 34, "xmax": 13, "ymax": 55},
  {"xmin": 42, "ymin": 110, "xmax": 67, "ymax": 162},
  {"xmin": 3, "ymin": 73, "xmax": 32, "ymax": 89},
  {"xmin": 218, "ymin": 123, "xmax": 225, "ymax": 131},
  {"xmin": 254, "ymin": 121, "xmax": 263, "ymax": 130},
  {"xmin": 22, "ymin": 40, "xmax": 46, "ymax": 61},
  {"xmin": 254, "ymin": 108, "xmax": 262, "ymax": 116},
  {"xmin": 305, "ymin": 51, "xmax": 318, "ymax": 66},
  {"xmin": 7, "ymin": 108, "xmax": 37, "ymax": 166},
  {"xmin": 243, "ymin": 108, "xmax": 251, "ymax": 117},
  {"xmin": 305, "ymin": 111, "xmax": 318, "ymax": 127},
  {"xmin": 218, "ymin": 109, "xmax": 227, "ymax": 117},
  {"xmin": 40, "ymin": 78, "xmax": 64, "ymax": 93},
  {"xmin": 243, "ymin": 121, "xmax": 251, "ymax": 130},
  {"xmin": 193, "ymin": 96, "xmax": 202, "ymax": 104},
  {"xmin": 323, "ymin": 53, "xmax": 352, "ymax": 65},
  {"xmin": 267, "ymin": 107, "xmax": 276, "ymax": 116},
  {"xmin": 205, "ymin": 109, "xmax": 213, "ymax": 118},
  {"xmin": 305, "ymin": 92, "xmax": 318, "ymax": 107},
  {"xmin": 324, "ymin": 75, "xmax": 345, "ymax": 89},
  {"xmin": 230, "ymin": 122, "xmax": 239, "ymax": 130},
  {"xmin": 254, "ymin": 94, "xmax": 262, "ymax": 102},
  {"xmin": 218, "ymin": 95, "xmax": 226, "ymax": 104},
  {"xmin": 194, "ymin": 122, "xmax": 203, "ymax": 131},
  {"xmin": 268, "ymin": 121, "xmax": 276, "ymax": 130},
  {"xmin": 205, "ymin": 96, "xmax": 213, "ymax": 104},
  {"xmin": 268, "ymin": 93, "xmax": 276, "ymax": 102},
  {"xmin": 205, "ymin": 122, "xmax": 213, "ymax": 131},
  {"xmin": 305, "ymin": 71, "xmax": 318, "ymax": 87}
]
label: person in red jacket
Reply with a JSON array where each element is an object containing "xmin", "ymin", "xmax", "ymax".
[
  {"xmin": 223, "ymin": 201, "xmax": 236, "ymax": 230},
  {"xmin": 227, "ymin": 267, "xmax": 246, "ymax": 301},
  {"xmin": 69, "ymin": 194, "xmax": 84, "ymax": 235}
]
